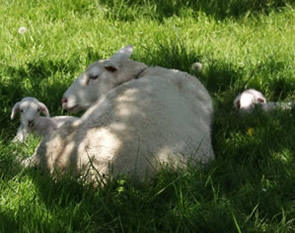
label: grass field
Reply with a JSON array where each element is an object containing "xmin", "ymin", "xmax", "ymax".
[{"xmin": 1, "ymin": 0, "xmax": 295, "ymax": 232}]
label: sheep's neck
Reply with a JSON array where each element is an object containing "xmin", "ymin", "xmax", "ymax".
[{"xmin": 134, "ymin": 67, "xmax": 148, "ymax": 79}]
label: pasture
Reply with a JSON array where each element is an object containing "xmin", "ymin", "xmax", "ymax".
[{"xmin": 0, "ymin": 0, "xmax": 295, "ymax": 232}]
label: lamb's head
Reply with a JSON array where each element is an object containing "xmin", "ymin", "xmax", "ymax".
[
  {"xmin": 234, "ymin": 89, "xmax": 266, "ymax": 112},
  {"xmin": 62, "ymin": 45, "xmax": 148, "ymax": 113},
  {"xmin": 11, "ymin": 97, "xmax": 50, "ymax": 128}
]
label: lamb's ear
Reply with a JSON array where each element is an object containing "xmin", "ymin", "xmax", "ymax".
[
  {"xmin": 234, "ymin": 99, "xmax": 241, "ymax": 109},
  {"xmin": 11, "ymin": 102, "xmax": 20, "ymax": 119},
  {"xmin": 234, "ymin": 94, "xmax": 241, "ymax": 109},
  {"xmin": 37, "ymin": 102, "xmax": 50, "ymax": 117},
  {"xmin": 257, "ymin": 97, "xmax": 266, "ymax": 103},
  {"xmin": 110, "ymin": 45, "xmax": 133, "ymax": 63}
]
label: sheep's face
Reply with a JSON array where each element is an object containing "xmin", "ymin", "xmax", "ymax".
[
  {"xmin": 62, "ymin": 45, "xmax": 135, "ymax": 113},
  {"xmin": 20, "ymin": 101, "xmax": 41, "ymax": 128},
  {"xmin": 11, "ymin": 97, "xmax": 50, "ymax": 128},
  {"xmin": 62, "ymin": 60, "xmax": 120, "ymax": 113}
]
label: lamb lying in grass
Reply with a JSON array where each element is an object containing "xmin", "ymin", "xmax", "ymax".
[
  {"xmin": 234, "ymin": 89, "xmax": 267, "ymax": 112},
  {"xmin": 22, "ymin": 45, "xmax": 214, "ymax": 182},
  {"xmin": 11, "ymin": 97, "xmax": 78, "ymax": 142},
  {"xmin": 234, "ymin": 89, "xmax": 294, "ymax": 112}
]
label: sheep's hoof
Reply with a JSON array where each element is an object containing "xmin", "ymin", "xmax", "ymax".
[
  {"xmin": 12, "ymin": 137, "xmax": 22, "ymax": 143},
  {"xmin": 15, "ymin": 156, "xmax": 35, "ymax": 168}
]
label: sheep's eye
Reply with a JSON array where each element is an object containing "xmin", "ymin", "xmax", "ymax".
[
  {"xmin": 89, "ymin": 74, "xmax": 99, "ymax": 80},
  {"xmin": 20, "ymin": 109, "xmax": 24, "ymax": 113},
  {"xmin": 37, "ymin": 109, "xmax": 40, "ymax": 112}
]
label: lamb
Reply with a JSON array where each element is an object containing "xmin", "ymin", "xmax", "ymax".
[
  {"xmin": 233, "ymin": 89, "xmax": 295, "ymax": 113},
  {"xmin": 22, "ymin": 45, "xmax": 215, "ymax": 183},
  {"xmin": 234, "ymin": 89, "xmax": 267, "ymax": 112},
  {"xmin": 11, "ymin": 97, "xmax": 77, "ymax": 142}
]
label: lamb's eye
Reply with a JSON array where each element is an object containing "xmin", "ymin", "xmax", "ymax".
[
  {"xmin": 37, "ymin": 109, "xmax": 40, "ymax": 112},
  {"xmin": 89, "ymin": 74, "xmax": 99, "ymax": 80},
  {"xmin": 20, "ymin": 109, "xmax": 24, "ymax": 113}
]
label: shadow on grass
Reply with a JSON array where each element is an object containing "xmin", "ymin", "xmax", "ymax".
[
  {"xmin": 139, "ymin": 40, "xmax": 202, "ymax": 72},
  {"xmin": 139, "ymin": 40, "xmax": 248, "ymax": 95},
  {"xmin": 99, "ymin": 0, "xmax": 293, "ymax": 21},
  {"xmin": 19, "ymin": 164, "xmax": 241, "ymax": 232},
  {"xmin": 213, "ymin": 106, "xmax": 295, "ymax": 179},
  {"xmin": 0, "ymin": 211, "xmax": 18, "ymax": 232}
]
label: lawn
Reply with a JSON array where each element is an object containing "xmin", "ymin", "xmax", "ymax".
[{"xmin": 1, "ymin": 0, "xmax": 295, "ymax": 232}]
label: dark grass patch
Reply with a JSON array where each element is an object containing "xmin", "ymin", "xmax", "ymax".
[{"xmin": 99, "ymin": 0, "xmax": 294, "ymax": 21}]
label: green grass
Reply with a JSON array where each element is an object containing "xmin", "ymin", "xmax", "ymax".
[{"xmin": 1, "ymin": 0, "xmax": 295, "ymax": 232}]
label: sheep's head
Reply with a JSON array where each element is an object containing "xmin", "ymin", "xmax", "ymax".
[
  {"xmin": 234, "ymin": 89, "xmax": 266, "ymax": 112},
  {"xmin": 62, "ymin": 45, "xmax": 147, "ymax": 113},
  {"xmin": 11, "ymin": 97, "xmax": 50, "ymax": 128}
]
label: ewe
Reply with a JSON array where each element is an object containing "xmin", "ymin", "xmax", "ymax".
[
  {"xmin": 23, "ymin": 45, "xmax": 215, "ymax": 182},
  {"xmin": 11, "ymin": 97, "xmax": 77, "ymax": 142}
]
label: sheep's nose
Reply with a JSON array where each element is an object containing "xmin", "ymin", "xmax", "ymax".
[
  {"xmin": 62, "ymin": 97, "xmax": 68, "ymax": 104},
  {"xmin": 28, "ymin": 120, "xmax": 34, "ymax": 127}
]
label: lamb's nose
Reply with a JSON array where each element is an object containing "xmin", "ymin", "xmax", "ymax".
[
  {"xmin": 62, "ymin": 97, "xmax": 68, "ymax": 104},
  {"xmin": 28, "ymin": 120, "xmax": 34, "ymax": 127}
]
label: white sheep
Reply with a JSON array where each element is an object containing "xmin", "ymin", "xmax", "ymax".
[
  {"xmin": 11, "ymin": 97, "xmax": 77, "ymax": 142},
  {"xmin": 22, "ymin": 45, "xmax": 214, "ymax": 183},
  {"xmin": 234, "ymin": 89, "xmax": 267, "ymax": 112}
]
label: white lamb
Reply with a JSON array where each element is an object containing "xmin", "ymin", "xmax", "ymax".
[
  {"xmin": 234, "ymin": 89, "xmax": 267, "ymax": 112},
  {"xmin": 11, "ymin": 97, "xmax": 77, "ymax": 142},
  {"xmin": 22, "ymin": 45, "xmax": 215, "ymax": 182},
  {"xmin": 234, "ymin": 89, "xmax": 294, "ymax": 113}
]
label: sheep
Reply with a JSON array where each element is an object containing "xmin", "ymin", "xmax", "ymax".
[
  {"xmin": 22, "ymin": 45, "xmax": 214, "ymax": 183},
  {"xmin": 234, "ymin": 89, "xmax": 267, "ymax": 112},
  {"xmin": 234, "ymin": 89, "xmax": 295, "ymax": 113},
  {"xmin": 11, "ymin": 97, "xmax": 78, "ymax": 142}
]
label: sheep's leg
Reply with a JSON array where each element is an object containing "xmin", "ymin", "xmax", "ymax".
[
  {"xmin": 15, "ymin": 148, "xmax": 38, "ymax": 168},
  {"xmin": 21, "ymin": 155, "xmax": 37, "ymax": 167},
  {"xmin": 18, "ymin": 137, "xmax": 47, "ymax": 168},
  {"xmin": 15, "ymin": 154, "xmax": 37, "ymax": 169},
  {"xmin": 12, "ymin": 125, "xmax": 30, "ymax": 142}
]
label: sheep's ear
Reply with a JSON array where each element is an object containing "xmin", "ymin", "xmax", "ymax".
[
  {"xmin": 234, "ymin": 99, "xmax": 241, "ymax": 109},
  {"xmin": 105, "ymin": 45, "xmax": 133, "ymax": 71},
  {"xmin": 110, "ymin": 45, "xmax": 133, "ymax": 63},
  {"xmin": 38, "ymin": 102, "xmax": 50, "ymax": 117},
  {"xmin": 11, "ymin": 102, "xmax": 20, "ymax": 119},
  {"xmin": 104, "ymin": 60, "xmax": 119, "ymax": 73},
  {"xmin": 257, "ymin": 97, "xmax": 266, "ymax": 103},
  {"xmin": 233, "ymin": 94, "xmax": 241, "ymax": 109}
]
